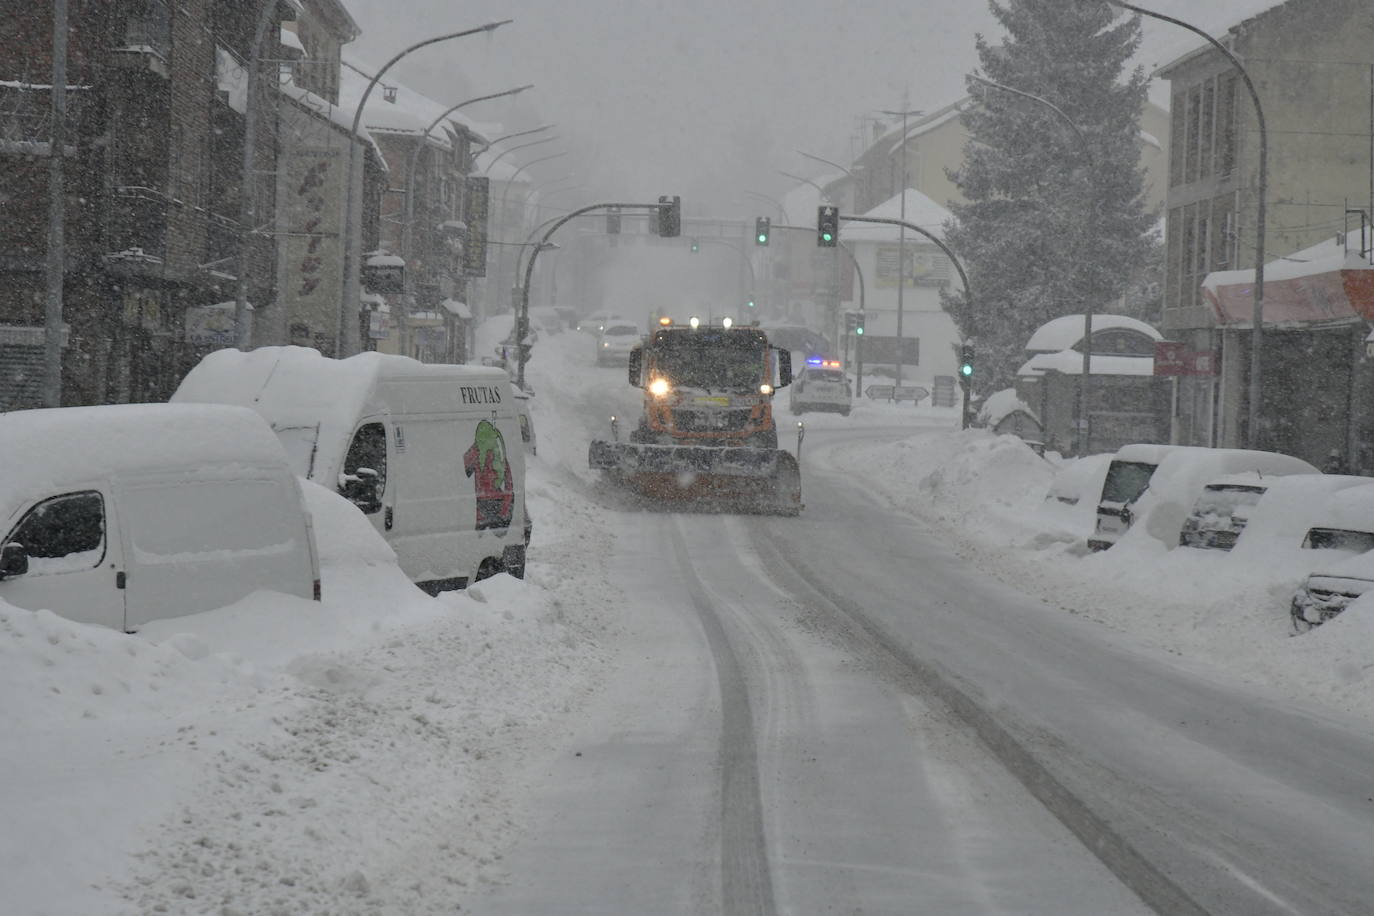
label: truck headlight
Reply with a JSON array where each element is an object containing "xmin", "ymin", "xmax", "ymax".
[
  {"xmin": 759, "ymin": 383, "xmax": 774, "ymax": 395},
  {"xmin": 648, "ymin": 377, "xmax": 671, "ymax": 398}
]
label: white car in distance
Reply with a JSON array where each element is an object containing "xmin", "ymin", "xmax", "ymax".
[{"xmin": 596, "ymin": 322, "xmax": 641, "ymax": 366}]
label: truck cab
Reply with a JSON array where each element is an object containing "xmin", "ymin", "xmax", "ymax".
[{"xmin": 628, "ymin": 318, "xmax": 792, "ymax": 449}]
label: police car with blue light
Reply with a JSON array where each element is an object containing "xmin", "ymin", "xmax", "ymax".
[{"xmin": 789, "ymin": 357, "xmax": 852, "ymax": 416}]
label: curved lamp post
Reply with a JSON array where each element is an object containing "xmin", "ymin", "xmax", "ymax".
[
  {"xmin": 482, "ymin": 134, "xmax": 558, "ymax": 174},
  {"xmin": 336, "ymin": 19, "xmax": 513, "ymax": 357},
  {"xmin": 1093, "ymin": 0, "xmax": 1268, "ymax": 446},
  {"xmin": 397, "ymin": 84, "xmax": 532, "ymax": 356},
  {"xmin": 972, "ymin": 73, "xmax": 1097, "ymax": 455},
  {"xmin": 471, "ymin": 123, "xmax": 554, "ymax": 159}
]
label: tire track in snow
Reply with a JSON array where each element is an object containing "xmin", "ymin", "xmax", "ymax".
[
  {"xmin": 669, "ymin": 518, "xmax": 777, "ymax": 916},
  {"xmin": 746, "ymin": 518, "xmax": 1212, "ymax": 916}
]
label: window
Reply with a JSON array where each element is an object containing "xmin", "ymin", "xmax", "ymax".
[
  {"xmin": 1302, "ymin": 528, "xmax": 1374, "ymax": 553},
  {"xmin": 7, "ymin": 491, "xmax": 106, "ymax": 573},
  {"xmin": 340, "ymin": 422, "xmax": 387, "ymax": 513}
]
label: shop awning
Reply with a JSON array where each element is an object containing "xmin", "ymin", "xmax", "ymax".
[
  {"xmin": 1202, "ymin": 229, "xmax": 1374, "ymax": 328},
  {"xmin": 440, "ymin": 299, "xmax": 472, "ymax": 319}
]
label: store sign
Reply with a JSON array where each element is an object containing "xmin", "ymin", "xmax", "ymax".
[{"xmin": 1154, "ymin": 341, "xmax": 1217, "ymax": 376}]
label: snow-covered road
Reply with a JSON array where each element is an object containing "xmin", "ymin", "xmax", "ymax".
[{"xmin": 9, "ymin": 326, "xmax": 1374, "ymax": 914}]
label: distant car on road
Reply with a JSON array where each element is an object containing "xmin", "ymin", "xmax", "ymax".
[
  {"xmin": 789, "ymin": 358, "xmax": 851, "ymax": 416},
  {"xmin": 596, "ymin": 322, "xmax": 641, "ymax": 366}
]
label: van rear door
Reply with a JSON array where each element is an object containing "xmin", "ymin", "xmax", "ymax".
[{"xmin": 117, "ymin": 472, "xmax": 314, "ymax": 629}]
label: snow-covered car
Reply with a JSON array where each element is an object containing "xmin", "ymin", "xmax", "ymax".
[
  {"xmin": 1227, "ymin": 474, "xmax": 1374, "ymax": 558},
  {"xmin": 1177, "ymin": 473, "xmax": 1273, "ymax": 550},
  {"xmin": 578, "ymin": 312, "xmax": 622, "ymax": 334},
  {"xmin": 789, "ymin": 358, "xmax": 851, "ymax": 415},
  {"xmin": 1289, "ymin": 484, "xmax": 1374, "ymax": 630},
  {"xmin": 530, "ymin": 306, "xmax": 564, "ymax": 336},
  {"xmin": 1088, "ymin": 444, "xmax": 1319, "ymax": 552},
  {"xmin": 596, "ymin": 322, "xmax": 641, "ymax": 365}
]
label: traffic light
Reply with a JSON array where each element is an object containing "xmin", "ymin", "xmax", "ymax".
[
  {"xmin": 855, "ymin": 313, "xmax": 864, "ymax": 335},
  {"xmin": 690, "ymin": 238, "xmax": 700, "ymax": 253},
  {"xmin": 755, "ymin": 216, "xmax": 770, "ymax": 246},
  {"xmin": 817, "ymin": 205, "xmax": 838, "ymax": 247},
  {"xmin": 844, "ymin": 312, "xmax": 857, "ymax": 333},
  {"xmin": 657, "ymin": 194, "xmax": 681, "ymax": 237},
  {"xmin": 606, "ymin": 206, "xmax": 621, "ymax": 235},
  {"xmin": 746, "ymin": 298, "xmax": 755, "ymax": 309},
  {"xmin": 959, "ymin": 343, "xmax": 974, "ymax": 381}
]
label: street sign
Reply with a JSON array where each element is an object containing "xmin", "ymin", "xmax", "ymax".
[
  {"xmin": 864, "ymin": 384, "xmax": 928, "ymax": 403},
  {"xmin": 1154, "ymin": 341, "xmax": 1218, "ymax": 377}
]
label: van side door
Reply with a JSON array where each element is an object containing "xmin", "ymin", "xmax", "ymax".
[{"xmin": 0, "ymin": 489, "xmax": 127, "ymax": 631}]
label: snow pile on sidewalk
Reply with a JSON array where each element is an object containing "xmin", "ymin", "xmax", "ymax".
[
  {"xmin": 835, "ymin": 427, "xmax": 1374, "ymax": 719},
  {"xmin": 0, "ymin": 471, "xmax": 618, "ymax": 915}
]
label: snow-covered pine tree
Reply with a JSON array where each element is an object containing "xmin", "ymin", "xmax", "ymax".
[{"xmin": 944, "ymin": 0, "xmax": 1157, "ymax": 394}]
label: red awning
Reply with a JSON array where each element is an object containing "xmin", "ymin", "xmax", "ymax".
[{"xmin": 1202, "ymin": 232, "xmax": 1374, "ymax": 328}]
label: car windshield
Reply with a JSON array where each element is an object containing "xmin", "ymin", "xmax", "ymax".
[
  {"xmin": 1302, "ymin": 528, "xmax": 1374, "ymax": 552},
  {"xmin": 1190, "ymin": 485, "xmax": 1265, "ymax": 519},
  {"xmin": 1099, "ymin": 460, "xmax": 1156, "ymax": 504}
]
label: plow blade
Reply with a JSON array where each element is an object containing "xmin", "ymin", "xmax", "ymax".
[
  {"xmin": 589, "ymin": 440, "xmax": 802, "ymax": 514},
  {"xmin": 590, "ymin": 440, "xmax": 780, "ymax": 476}
]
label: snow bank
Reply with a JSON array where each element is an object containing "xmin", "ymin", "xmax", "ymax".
[{"xmin": 824, "ymin": 426, "xmax": 1374, "ymax": 719}]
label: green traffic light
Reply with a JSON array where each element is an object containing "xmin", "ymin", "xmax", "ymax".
[
  {"xmin": 961, "ymin": 364, "xmax": 973, "ymax": 376},
  {"xmin": 747, "ymin": 300, "xmax": 755, "ymax": 308},
  {"xmin": 822, "ymin": 232, "xmax": 833, "ymax": 242},
  {"xmin": 855, "ymin": 326, "xmax": 864, "ymax": 335},
  {"xmin": 757, "ymin": 234, "xmax": 767, "ymax": 244}
]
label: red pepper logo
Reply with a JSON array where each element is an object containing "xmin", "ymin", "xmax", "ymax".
[{"xmin": 463, "ymin": 420, "xmax": 514, "ymax": 532}]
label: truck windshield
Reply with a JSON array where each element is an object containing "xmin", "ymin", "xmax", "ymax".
[{"xmin": 654, "ymin": 345, "xmax": 764, "ymax": 391}]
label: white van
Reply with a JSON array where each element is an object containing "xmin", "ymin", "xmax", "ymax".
[
  {"xmin": 174, "ymin": 347, "xmax": 529, "ymax": 593},
  {"xmin": 0, "ymin": 404, "xmax": 321, "ymax": 632}
]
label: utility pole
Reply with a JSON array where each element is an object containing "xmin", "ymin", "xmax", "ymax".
[
  {"xmin": 878, "ymin": 103, "xmax": 924, "ymax": 389},
  {"xmin": 43, "ymin": 0, "xmax": 68, "ymax": 407}
]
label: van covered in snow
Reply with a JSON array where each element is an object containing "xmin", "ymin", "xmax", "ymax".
[
  {"xmin": 0, "ymin": 404, "xmax": 320, "ymax": 632},
  {"xmin": 173, "ymin": 347, "xmax": 529, "ymax": 592}
]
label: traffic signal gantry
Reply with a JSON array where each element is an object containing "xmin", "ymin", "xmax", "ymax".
[
  {"xmin": 657, "ymin": 195, "xmax": 682, "ymax": 237},
  {"xmin": 755, "ymin": 216, "xmax": 771, "ymax": 246}
]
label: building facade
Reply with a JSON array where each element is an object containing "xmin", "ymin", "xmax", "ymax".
[{"xmin": 1159, "ymin": 0, "xmax": 1374, "ymax": 469}]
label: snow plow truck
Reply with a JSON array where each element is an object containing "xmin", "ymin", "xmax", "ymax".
[{"xmin": 589, "ymin": 317, "xmax": 802, "ymax": 514}]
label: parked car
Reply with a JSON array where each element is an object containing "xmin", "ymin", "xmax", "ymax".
[
  {"xmin": 1178, "ymin": 473, "xmax": 1272, "ymax": 550},
  {"xmin": 174, "ymin": 347, "xmax": 530, "ymax": 592},
  {"xmin": 1289, "ymin": 484, "xmax": 1374, "ymax": 631},
  {"xmin": 596, "ymin": 322, "xmax": 641, "ymax": 365},
  {"xmin": 1227, "ymin": 474, "xmax": 1374, "ymax": 558},
  {"xmin": 0, "ymin": 404, "xmax": 321, "ymax": 632},
  {"xmin": 1088, "ymin": 444, "xmax": 1319, "ymax": 551},
  {"xmin": 789, "ymin": 358, "xmax": 851, "ymax": 415},
  {"xmin": 578, "ymin": 312, "xmax": 621, "ymax": 334}
]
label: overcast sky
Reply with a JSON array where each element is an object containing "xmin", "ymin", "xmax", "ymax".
[{"xmin": 346, "ymin": 0, "xmax": 1277, "ymax": 219}]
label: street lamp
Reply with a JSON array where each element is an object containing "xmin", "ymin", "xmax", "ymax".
[
  {"xmin": 1092, "ymin": 0, "xmax": 1269, "ymax": 447},
  {"xmin": 971, "ymin": 73, "xmax": 1097, "ymax": 456},
  {"xmin": 495, "ymin": 149, "xmax": 567, "ymax": 320},
  {"xmin": 779, "ymin": 170, "xmax": 829, "ymax": 201},
  {"xmin": 482, "ymin": 135, "xmax": 558, "ymax": 174},
  {"xmin": 471, "ymin": 123, "xmax": 554, "ymax": 158},
  {"xmin": 336, "ymin": 19, "xmax": 514, "ymax": 357},
  {"xmin": 399, "ymin": 84, "xmax": 532, "ymax": 357},
  {"xmin": 877, "ymin": 105, "xmax": 925, "ymax": 388}
]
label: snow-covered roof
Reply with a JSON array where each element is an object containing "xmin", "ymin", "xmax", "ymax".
[
  {"xmin": 979, "ymin": 388, "xmax": 1037, "ymax": 426},
  {"xmin": 1025, "ymin": 314, "xmax": 1163, "ymax": 353},
  {"xmin": 279, "ymin": 26, "xmax": 305, "ymax": 55},
  {"xmin": 1018, "ymin": 351, "xmax": 1155, "ymax": 378},
  {"xmin": 0, "ymin": 404, "xmax": 290, "ymax": 517},
  {"xmin": 840, "ymin": 189, "xmax": 951, "ymax": 243},
  {"xmin": 1155, "ymin": 1, "xmax": 1303, "ymax": 77},
  {"xmin": 277, "ymin": 79, "xmax": 386, "ymax": 168},
  {"xmin": 365, "ymin": 252, "xmax": 405, "ymax": 268},
  {"xmin": 338, "ymin": 61, "xmax": 488, "ymax": 149}
]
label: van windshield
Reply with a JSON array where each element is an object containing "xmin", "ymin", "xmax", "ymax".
[
  {"xmin": 1302, "ymin": 528, "xmax": 1374, "ymax": 552},
  {"xmin": 1101, "ymin": 460, "xmax": 1157, "ymax": 504}
]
